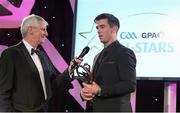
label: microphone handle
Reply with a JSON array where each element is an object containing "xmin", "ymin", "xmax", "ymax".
[{"xmin": 71, "ymin": 58, "xmax": 78, "ymax": 70}]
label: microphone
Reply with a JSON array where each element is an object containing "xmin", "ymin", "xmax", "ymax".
[
  {"xmin": 71, "ymin": 46, "xmax": 90, "ymax": 69},
  {"xmin": 78, "ymin": 46, "xmax": 90, "ymax": 58}
]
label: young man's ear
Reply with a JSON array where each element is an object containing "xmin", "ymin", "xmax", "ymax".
[{"xmin": 112, "ymin": 26, "xmax": 118, "ymax": 33}]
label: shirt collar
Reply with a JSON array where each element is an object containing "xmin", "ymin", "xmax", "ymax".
[
  {"xmin": 23, "ymin": 39, "xmax": 36, "ymax": 55},
  {"xmin": 103, "ymin": 40, "xmax": 119, "ymax": 52}
]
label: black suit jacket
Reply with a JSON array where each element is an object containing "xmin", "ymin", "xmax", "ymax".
[
  {"xmin": 91, "ymin": 40, "xmax": 136, "ymax": 112},
  {"xmin": 0, "ymin": 41, "xmax": 73, "ymax": 111}
]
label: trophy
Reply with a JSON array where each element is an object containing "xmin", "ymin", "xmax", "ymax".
[
  {"xmin": 72, "ymin": 46, "xmax": 93, "ymax": 83},
  {"xmin": 75, "ymin": 63, "xmax": 93, "ymax": 84}
]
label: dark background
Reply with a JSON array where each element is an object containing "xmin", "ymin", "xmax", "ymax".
[{"xmin": 0, "ymin": 0, "xmax": 180, "ymax": 112}]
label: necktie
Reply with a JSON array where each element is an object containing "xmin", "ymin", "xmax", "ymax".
[
  {"xmin": 31, "ymin": 48, "xmax": 40, "ymax": 55},
  {"xmin": 93, "ymin": 49, "xmax": 106, "ymax": 75}
]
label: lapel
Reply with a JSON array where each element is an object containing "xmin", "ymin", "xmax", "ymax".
[
  {"xmin": 92, "ymin": 50, "xmax": 110, "ymax": 78},
  {"xmin": 37, "ymin": 51, "xmax": 52, "ymax": 99},
  {"xmin": 91, "ymin": 52, "xmax": 100, "ymax": 72},
  {"xmin": 18, "ymin": 42, "xmax": 41, "ymax": 81},
  {"xmin": 19, "ymin": 42, "xmax": 52, "ymax": 99},
  {"xmin": 92, "ymin": 41, "xmax": 120, "ymax": 79}
]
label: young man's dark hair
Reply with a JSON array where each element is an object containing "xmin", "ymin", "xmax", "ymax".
[{"xmin": 94, "ymin": 13, "xmax": 120, "ymax": 29}]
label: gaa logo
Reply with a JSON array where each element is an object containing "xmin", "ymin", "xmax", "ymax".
[{"xmin": 120, "ymin": 32, "xmax": 137, "ymax": 39}]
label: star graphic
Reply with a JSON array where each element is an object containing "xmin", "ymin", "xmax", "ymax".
[{"xmin": 78, "ymin": 23, "xmax": 101, "ymax": 51}]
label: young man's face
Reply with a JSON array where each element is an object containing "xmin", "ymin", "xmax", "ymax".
[{"xmin": 95, "ymin": 19, "xmax": 115, "ymax": 45}]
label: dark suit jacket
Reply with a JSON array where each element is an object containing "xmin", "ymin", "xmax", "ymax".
[
  {"xmin": 91, "ymin": 40, "xmax": 136, "ymax": 112},
  {"xmin": 0, "ymin": 41, "xmax": 73, "ymax": 111}
]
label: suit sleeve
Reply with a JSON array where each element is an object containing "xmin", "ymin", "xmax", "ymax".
[
  {"xmin": 54, "ymin": 70, "xmax": 74, "ymax": 87},
  {"xmin": 0, "ymin": 50, "xmax": 14, "ymax": 111},
  {"xmin": 100, "ymin": 49, "xmax": 137, "ymax": 97},
  {"xmin": 41, "ymin": 52, "xmax": 73, "ymax": 89}
]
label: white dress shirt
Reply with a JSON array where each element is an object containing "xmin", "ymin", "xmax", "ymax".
[{"xmin": 23, "ymin": 39, "xmax": 47, "ymax": 100}]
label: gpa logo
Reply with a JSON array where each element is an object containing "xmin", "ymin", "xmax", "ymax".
[{"xmin": 141, "ymin": 32, "xmax": 164, "ymax": 38}]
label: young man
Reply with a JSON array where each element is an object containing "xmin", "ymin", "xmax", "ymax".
[{"xmin": 81, "ymin": 13, "xmax": 137, "ymax": 112}]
